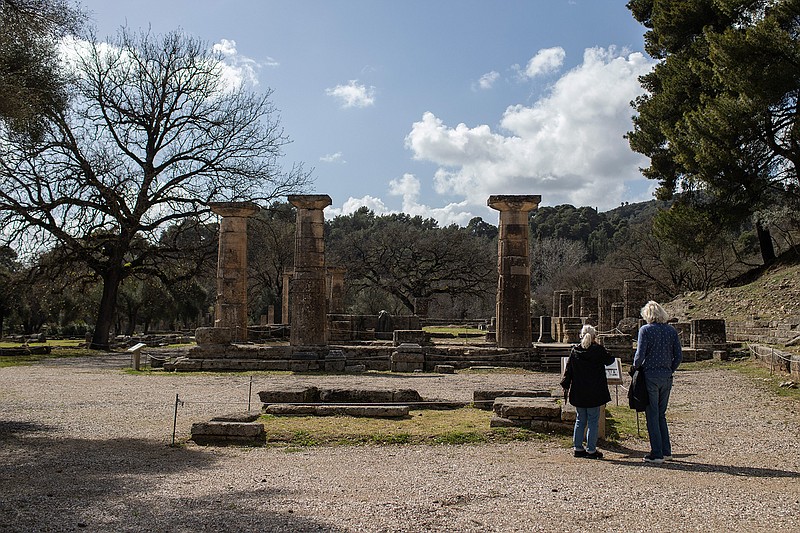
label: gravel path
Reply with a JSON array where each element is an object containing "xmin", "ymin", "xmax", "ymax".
[{"xmin": 1, "ymin": 355, "xmax": 798, "ymax": 532}]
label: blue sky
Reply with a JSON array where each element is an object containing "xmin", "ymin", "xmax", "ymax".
[{"xmin": 78, "ymin": 0, "xmax": 656, "ymax": 225}]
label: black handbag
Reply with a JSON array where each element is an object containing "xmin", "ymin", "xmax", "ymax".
[{"xmin": 628, "ymin": 366, "xmax": 649, "ymax": 412}]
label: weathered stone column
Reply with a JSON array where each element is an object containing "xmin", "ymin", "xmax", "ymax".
[
  {"xmin": 327, "ymin": 266, "xmax": 347, "ymax": 314},
  {"xmin": 488, "ymin": 194, "xmax": 541, "ymax": 348},
  {"xmin": 288, "ymin": 194, "xmax": 332, "ymax": 347},
  {"xmin": 281, "ymin": 267, "xmax": 293, "ymax": 324},
  {"xmin": 623, "ymin": 279, "xmax": 647, "ymax": 319},
  {"xmin": 553, "ymin": 290, "xmax": 570, "ymax": 317},
  {"xmin": 559, "ymin": 292, "xmax": 573, "ymax": 318},
  {"xmin": 572, "ymin": 290, "xmax": 590, "ymax": 317},
  {"xmin": 209, "ymin": 201, "xmax": 259, "ymax": 342},
  {"xmin": 597, "ymin": 288, "xmax": 622, "ymax": 332}
]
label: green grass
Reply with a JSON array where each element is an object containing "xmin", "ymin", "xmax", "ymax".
[
  {"xmin": 260, "ymin": 407, "xmax": 549, "ymax": 447},
  {"xmin": 0, "ymin": 340, "xmax": 107, "ymax": 368}
]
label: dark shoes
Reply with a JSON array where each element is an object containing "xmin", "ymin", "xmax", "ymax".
[
  {"xmin": 643, "ymin": 454, "xmax": 665, "ymax": 464},
  {"xmin": 574, "ymin": 449, "xmax": 603, "ymax": 459}
]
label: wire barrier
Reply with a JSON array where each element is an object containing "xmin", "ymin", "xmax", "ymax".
[{"xmin": 748, "ymin": 343, "xmax": 796, "ymax": 376}]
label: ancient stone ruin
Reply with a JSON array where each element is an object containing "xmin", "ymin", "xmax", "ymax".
[{"xmin": 167, "ymin": 192, "xmax": 736, "ymax": 374}]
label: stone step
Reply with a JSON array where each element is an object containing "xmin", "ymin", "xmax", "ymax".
[
  {"xmin": 190, "ymin": 421, "xmax": 265, "ymax": 446},
  {"xmin": 264, "ymin": 404, "xmax": 409, "ymax": 418}
]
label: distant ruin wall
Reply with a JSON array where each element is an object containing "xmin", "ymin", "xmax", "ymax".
[{"xmin": 726, "ymin": 318, "xmax": 799, "ymax": 345}]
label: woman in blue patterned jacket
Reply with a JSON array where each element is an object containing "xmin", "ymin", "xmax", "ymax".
[{"xmin": 633, "ymin": 301, "xmax": 683, "ymax": 464}]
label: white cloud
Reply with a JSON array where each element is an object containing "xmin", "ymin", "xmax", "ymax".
[
  {"xmin": 388, "ymin": 173, "xmax": 475, "ymax": 226},
  {"xmin": 474, "ymin": 70, "xmax": 500, "ymax": 90},
  {"xmin": 326, "ymin": 80, "xmax": 376, "ymax": 108},
  {"xmin": 325, "ymin": 175, "xmax": 476, "ymax": 226},
  {"xmin": 405, "ymin": 47, "xmax": 656, "ymax": 212},
  {"xmin": 325, "ymin": 195, "xmax": 391, "ymax": 218},
  {"xmin": 212, "ymin": 38, "xmax": 264, "ymax": 88},
  {"xmin": 60, "ymin": 36, "xmax": 268, "ymax": 92},
  {"xmin": 320, "ymin": 152, "xmax": 346, "ymax": 164},
  {"xmin": 524, "ymin": 47, "xmax": 566, "ymax": 78}
]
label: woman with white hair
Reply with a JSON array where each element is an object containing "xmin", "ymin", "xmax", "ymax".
[
  {"xmin": 633, "ymin": 300, "xmax": 683, "ymax": 464},
  {"xmin": 560, "ymin": 324, "xmax": 615, "ymax": 459}
]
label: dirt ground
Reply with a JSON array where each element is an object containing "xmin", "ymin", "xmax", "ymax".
[{"xmin": 1, "ymin": 354, "xmax": 799, "ymax": 532}]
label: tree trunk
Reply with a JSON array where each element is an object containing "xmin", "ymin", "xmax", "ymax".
[
  {"xmin": 756, "ymin": 220, "xmax": 776, "ymax": 266},
  {"xmin": 91, "ymin": 268, "xmax": 122, "ymax": 350}
]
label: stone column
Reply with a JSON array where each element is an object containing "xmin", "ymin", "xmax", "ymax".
[
  {"xmin": 327, "ymin": 266, "xmax": 347, "ymax": 314},
  {"xmin": 597, "ymin": 288, "xmax": 622, "ymax": 332},
  {"xmin": 209, "ymin": 202, "xmax": 259, "ymax": 342},
  {"xmin": 281, "ymin": 267, "xmax": 293, "ymax": 324},
  {"xmin": 553, "ymin": 290, "xmax": 570, "ymax": 317},
  {"xmin": 580, "ymin": 297, "xmax": 598, "ymax": 325},
  {"xmin": 611, "ymin": 303, "xmax": 625, "ymax": 330},
  {"xmin": 559, "ymin": 292, "xmax": 573, "ymax": 318},
  {"xmin": 488, "ymin": 194, "xmax": 541, "ymax": 348},
  {"xmin": 623, "ymin": 279, "xmax": 647, "ymax": 319},
  {"xmin": 288, "ymin": 194, "xmax": 332, "ymax": 347},
  {"xmin": 572, "ymin": 290, "xmax": 590, "ymax": 317}
]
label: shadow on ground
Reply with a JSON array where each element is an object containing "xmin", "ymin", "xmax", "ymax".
[
  {"xmin": 605, "ymin": 441, "xmax": 800, "ymax": 478},
  {"xmin": 0, "ymin": 425, "xmax": 347, "ymax": 532}
]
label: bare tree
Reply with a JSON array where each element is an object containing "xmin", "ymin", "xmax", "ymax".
[{"xmin": 0, "ymin": 29, "xmax": 310, "ymax": 348}]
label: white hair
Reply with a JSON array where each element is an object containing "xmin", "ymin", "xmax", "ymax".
[
  {"xmin": 640, "ymin": 300, "xmax": 669, "ymax": 324},
  {"xmin": 580, "ymin": 324, "xmax": 597, "ymax": 349}
]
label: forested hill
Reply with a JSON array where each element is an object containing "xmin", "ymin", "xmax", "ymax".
[{"xmin": 528, "ymin": 198, "xmax": 670, "ymax": 263}]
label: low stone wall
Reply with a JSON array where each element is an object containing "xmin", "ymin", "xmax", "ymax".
[
  {"xmin": 749, "ymin": 344, "xmax": 800, "ymax": 380},
  {"xmin": 190, "ymin": 411, "xmax": 265, "ymax": 446},
  {"xmin": 727, "ymin": 319, "xmax": 800, "ymax": 345}
]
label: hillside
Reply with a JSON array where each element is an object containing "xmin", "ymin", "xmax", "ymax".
[{"xmin": 663, "ymin": 263, "xmax": 800, "ymax": 324}]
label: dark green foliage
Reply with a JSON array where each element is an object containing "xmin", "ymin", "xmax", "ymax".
[
  {"xmin": 0, "ymin": 0, "xmax": 84, "ymax": 139},
  {"xmin": 627, "ymin": 0, "xmax": 800, "ymax": 265},
  {"xmin": 326, "ymin": 210, "xmax": 496, "ymax": 315}
]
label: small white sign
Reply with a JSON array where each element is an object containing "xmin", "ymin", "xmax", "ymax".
[
  {"xmin": 127, "ymin": 342, "xmax": 147, "ymax": 353},
  {"xmin": 561, "ymin": 356, "xmax": 623, "ymax": 385}
]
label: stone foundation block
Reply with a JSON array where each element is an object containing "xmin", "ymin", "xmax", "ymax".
[
  {"xmin": 394, "ymin": 331, "xmax": 428, "ymax": 346},
  {"xmin": 435, "ymin": 365, "xmax": 455, "ymax": 374},
  {"xmin": 391, "ymin": 352, "xmax": 425, "ymax": 363},
  {"xmin": 190, "ymin": 421, "xmax": 265, "ymax": 446},
  {"xmin": 493, "ymin": 397, "xmax": 561, "ymax": 419},
  {"xmin": 264, "ymin": 404, "xmax": 409, "ymax": 418},
  {"xmin": 194, "ymin": 327, "xmax": 233, "ymax": 346},
  {"xmin": 259, "ymin": 387, "xmax": 319, "ymax": 404},
  {"xmin": 210, "ymin": 411, "xmax": 262, "ymax": 423},
  {"xmin": 473, "ymin": 389, "xmax": 550, "ymax": 410}
]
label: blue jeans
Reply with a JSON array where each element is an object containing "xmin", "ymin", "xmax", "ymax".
[
  {"xmin": 573, "ymin": 405, "xmax": 602, "ymax": 452},
  {"xmin": 644, "ymin": 375, "xmax": 673, "ymax": 458}
]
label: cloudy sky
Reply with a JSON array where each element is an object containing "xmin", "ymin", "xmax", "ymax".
[{"xmin": 79, "ymin": 0, "xmax": 656, "ymax": 225}]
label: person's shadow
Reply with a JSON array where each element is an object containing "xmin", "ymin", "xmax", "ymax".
[{"xmin": 603, "ymin": 442, "xmax": 800, "ymax": 478}]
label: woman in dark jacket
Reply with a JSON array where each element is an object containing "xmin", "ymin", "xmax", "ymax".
[{"xmin": 561, "ymin": 325, "xmax": 614, "ymax": 458}]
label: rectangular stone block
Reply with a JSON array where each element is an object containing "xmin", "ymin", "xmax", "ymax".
[
  {"xmin": 258, "ymin": 387, "xmax": 318, "ymax": 404},
  {"xmin": 190, "ymin": 421, "xmax": 265, "ymax": 446},
  {"xmin": 391, "ymin": 352, "xmax": 425, "ymax": 363},
  {"xmin": 493, "ymin": 397, "xmax": 561, "ymax": 419}
]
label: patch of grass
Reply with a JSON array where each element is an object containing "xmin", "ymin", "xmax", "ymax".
[
  {"xmin": 0, "ymin": 346, "xmax": 103, "ymax": 368},
  {"xmin": 432, "ymin": 431, "xmax": 485, "ymax": 445},
  {"xmin": 605, "ymin": 406, "xmax": 646, "ymax": 443},
  {"xmin": 260, "ymin": 407, "xmax": 550, "ymax": 447}
]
